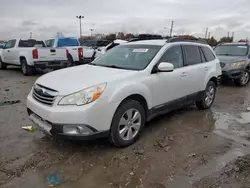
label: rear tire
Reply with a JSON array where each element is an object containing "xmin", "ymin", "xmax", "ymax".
[
  {"xmin": 196, "ymin": 81, "xmax": 216, "ymax": 110},
  {"xmin": 0, "ymin": 57, "xmax": 7, "ymax": 70},
  {"xmin": 234, "ymin": 70, "xmax": 250, "ymax": 87},
  {"xmin": 109, "ymin": 100, "xmax": 145, "ymax": 148},
  {"xmin": 21, "ymin": 59, "xmax": 33, "ymax": 76}
]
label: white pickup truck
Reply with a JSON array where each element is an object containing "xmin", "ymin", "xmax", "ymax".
[
  {"xmin": 0, "ymin": 38, "xmax": 69, "ymax": 75},
  {"xmin": 45, "ymin": 37, "xmax": 95, "ymax": 65}
]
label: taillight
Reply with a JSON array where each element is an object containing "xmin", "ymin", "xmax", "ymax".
[
  {"xmin": 66, "ymin": 49, "xmax": 69, "ymax": 57},
  {"xmin": 78, "ymin": 48, "xmax": 83, "ymax": 57},
  {"xmin": 32, "ymin": 49, "xmax": 38, "ymax": 59}
]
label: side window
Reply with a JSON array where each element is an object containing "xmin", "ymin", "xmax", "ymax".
[
  {"xmin": 201, "ymin": 47, "xmax": 215, "ymax": 62},
  {"xmin": 45, "ymin": 40, "xmax": 53, "ymax": 47},
  {"xmin": 183, "ymin": 45, "xmax": 202, "ymax": 65},
  {"xmin": 10, "ymin": 40, "xmax": 16, "ymax": 48},
  {"xmin": 199, "ymin": 47, "xmax": 206, "ymax": 63},
  {"xmin": 4, "ymin": 40, "xmax": 16, "ymax": 49},
  {"xmin": 4, "ymin": 41, "xmax": 13, "ymax": 49},
  {"xmin": 159, "ymin": 45, "xmax": 184, "ymax": 68},
  {"xmin": 45, "ymin": 40, "xmax": 50, "ymax": 47}
]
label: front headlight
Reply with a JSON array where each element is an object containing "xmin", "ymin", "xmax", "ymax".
[
  {"xmin": 231, "ymin": 61, "xmax": 245, "ymax": 68},
  {"xmin": 58, "ymin": 83, "xmax": 106, "ymax": 106}
]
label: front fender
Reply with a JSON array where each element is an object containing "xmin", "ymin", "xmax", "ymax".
[{"xmin": 108, "ymin": 82, "xmax": 152, "ymax": 109}]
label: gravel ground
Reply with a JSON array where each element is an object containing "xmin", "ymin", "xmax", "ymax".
[{"xmin": 1, "ymin": 67, "xmax": 250, "ymax": 188}]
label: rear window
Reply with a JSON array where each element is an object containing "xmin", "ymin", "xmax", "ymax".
[
  {"xmin": 18, "ymin": 40, "xmax": 45, "ymax": 47},
  {"xmin": 57, "ymin": 38, "xmax": 79, "ymax": 47},
  {"xmin": 201, "ymin": 47, "xmax": 215, "ymax": 62}
]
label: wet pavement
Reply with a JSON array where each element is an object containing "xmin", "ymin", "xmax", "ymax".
[{"xmin": 1, "ymin": 67, "xmax": 250, "ymax": 188}]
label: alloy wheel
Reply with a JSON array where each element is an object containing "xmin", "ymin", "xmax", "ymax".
[{"xmin": 118, "ymin": 108, "xmax": 142, "ymax": 141}]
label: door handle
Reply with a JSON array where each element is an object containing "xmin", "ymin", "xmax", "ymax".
[
  {"xmin": 205, "ymin": 67, "xmax": 209, "ymax": 71},
  {"xmin": 180, "ymin": 72, "xmax": 188, "ymax": 77},
  {"xmin": 7, "ymin": 50, "xmax": 10, "ymax": 52}
]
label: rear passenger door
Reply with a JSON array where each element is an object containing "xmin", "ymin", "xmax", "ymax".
[
  {"xmin": 200, "ymin": 46, "xmax": 218, "ymax": 90},
  {"xmin": 182, "ymin": 45, "xmax": 205, "ymax": 95}
]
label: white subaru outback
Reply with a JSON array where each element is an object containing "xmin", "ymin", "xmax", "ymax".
[{"xmin": 27, "ymin": 38, "xmax": 222, "ymax": 147}]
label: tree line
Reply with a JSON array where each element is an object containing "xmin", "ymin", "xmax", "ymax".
[{"xmin": 80, "ymin": 32, "xmax": 249, "ymax": 46}]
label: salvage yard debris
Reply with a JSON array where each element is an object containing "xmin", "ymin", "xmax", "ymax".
[
  {"xmin": 22, "ymin": 125, "xmax": 36, "ymax": 132},
  {"xmin": 0, "ymin": 100, "xmax": 20, "ymax": 107}
]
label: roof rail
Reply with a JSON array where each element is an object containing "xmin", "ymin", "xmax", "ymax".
[
  {"xmin": 128, "ymin": 34, "xmax": 163, "ymax": 42},
  {"xmin": 167, "ymin": 37, "xmax": 208, "ymax": 44}
]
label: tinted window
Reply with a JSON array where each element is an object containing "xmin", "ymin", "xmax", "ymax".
[
  {"xmin": 214, "ymin": 45, "xmax": 248, "ymax": 56},
  {"xmin": 5, "ymin": 40, "xmax": 16, "ymax": 49},
  {"xmin": 183, "ymin": 45, "xmax": 202, "ymax": 65},
  {"xmin": 202, "ymin": 47, "xmax": 215, "ymax": 61},
  {"xmin": 18, "ymin": 40, "xmax": 45, "ymax": 47},
  {"xmin": 159, "ymin": 46, "xmax": 184, "ymax": 68},
  {"xmin": 92, "ymin": 45, "xmax": 161, "ymax": 70}
]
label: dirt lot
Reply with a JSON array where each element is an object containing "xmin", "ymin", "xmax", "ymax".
[{"xmin": 1, "ymin": 67, "xmax": 250, "ymax": 188}]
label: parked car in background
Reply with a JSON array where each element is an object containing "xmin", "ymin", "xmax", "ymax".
[
  {"xmin": 214, "ymin": 42, "xmax": 250, "ymax": 86},
  {"xmin": 80, "ymin": 40, "xmax": 111, "ymax": 49},
  {"xmin": 0, "ymin": 39, "xmax": 69, "ymax": 75},
  {"xmin": 0, "ymin": 43, "xmax": 6, "ymax": 49},
  {"xmin": 45, "ymin": 37, "xmax": 95, "ymax": 65},
  {"xmin": 95, "ymin": 39, "xmax": 127, "ymax": 58},
  {"xmin": 27, "ymin": 37, "xmax": 221, "ymax": 147}
]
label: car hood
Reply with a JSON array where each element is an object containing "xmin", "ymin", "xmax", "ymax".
[
  {"xmin": 217, "ymin": 55, "xmax": 246, "ymax": 63},
  {"xmin": 36, "ymin": 64, "xmax": 137, "ymax": 95}
]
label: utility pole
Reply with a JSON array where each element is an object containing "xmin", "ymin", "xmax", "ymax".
[
  {"xmin": 227, "ymin": 31, "xmax": 230, "ymax": 38},
  {"xmin": 30, "ymin": 32, "xmax": 32, "ymax": 39},
  {"xmin": 169, "ymin": 20, "xmax": 174, "ymax": 37},
  {"xmin": 208, "ymin": 32, "xmax": 211, "ymax": 39},
  {"xmin": 90, "ymin": 29, "xmax": 94, "ymax": 37},
  {"xmin": 76, "ymin": 15, "xmax": 84, "ymax": 38},
  {"xmin": 205, "ymin": 27, "xmax": 208, "ymax": 39},
  {"xmin": 232, "ymin": 32, "xmax": 234, "ymax": 40}
]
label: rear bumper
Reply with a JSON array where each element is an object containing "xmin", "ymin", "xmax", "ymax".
[
  {"xmin": 34, "ymin": 60, "xmax": 70, "ymax": 69},
  {"xmin": 222, "ymin": 68, "xmax": 244, "ymax": 79}
]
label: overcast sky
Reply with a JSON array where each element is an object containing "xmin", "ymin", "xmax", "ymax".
[{"xmin": 0, "ymin": 0, "xmax": 250, "ymax": 41}]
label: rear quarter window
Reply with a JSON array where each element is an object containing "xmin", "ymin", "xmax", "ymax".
[{"xmin": 201, "ymin": 47, "xmax": 215, "ymax": 62}]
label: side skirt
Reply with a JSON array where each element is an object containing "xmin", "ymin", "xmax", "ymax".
[{"xmin": 146, "ymin": 91, "xmax": 204, "ymax": 121}]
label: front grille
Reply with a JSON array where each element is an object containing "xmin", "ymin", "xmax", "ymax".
[
  {"xmin": 32, "ymin": 84, "xmax": 57, "ymax": 106},
  {"xmin": 220, "ymin": 62, "xmax": 226, "ymax": 68}
]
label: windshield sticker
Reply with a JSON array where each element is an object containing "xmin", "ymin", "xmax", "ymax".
[
  {"xmin": 238, "ymin": 46, "xmax": 247, "ymax": 48},
  {"xmin": 133, "ymin": 49, "xmax": 149, "ymax": 52}
]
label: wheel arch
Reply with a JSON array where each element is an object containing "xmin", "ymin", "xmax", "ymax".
[
  {"xmin": 118, "ymin": 94, "xmax": 149, "ymax": 118},
  {"xmin": 209, "ymin": 76, "xmax": 218, "ymax": 87}
]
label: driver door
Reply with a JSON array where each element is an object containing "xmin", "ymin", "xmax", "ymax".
[
  {"xmin": 2, "ymin": 40, "xmax": 14, "ymax": 63},
  {"xmin": 150, "ymin": 45, "xmax": 188, "ymax": 108}
]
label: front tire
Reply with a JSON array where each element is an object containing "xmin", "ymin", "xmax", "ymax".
[
  {"xmin": 21, "ymin": 59, "xmax": 33, "ymax": 76},
  {"xmin": 0, "ymin": 57, "xmax": 7, "ymax": 70},
  {"xmin": 196, "ymin": 81, "xmax": 216, "ymax": 110},
  {"xmin": 234, "ymin": 70, "xmax": 250, "ymax": 87},
  {"xmin": 109, "ymin": 100, "xmax": 145, "ymax": 148}
]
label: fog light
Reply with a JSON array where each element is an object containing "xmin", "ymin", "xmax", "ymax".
[{"xmin": 63, "ymin": 125, "xmax": 94, "ymax": 135}]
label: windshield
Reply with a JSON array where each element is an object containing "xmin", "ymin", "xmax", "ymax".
[
  {"xmin": 91, "ymin": 45, "xmax": 161, "ymax": 70},
  {"xmin": 214, "ymin": 45, "xmax": 249, "ymax": 56},
  {"xmin": 57, "ymin": 38, "xmax": 79, "ymax": 47}
]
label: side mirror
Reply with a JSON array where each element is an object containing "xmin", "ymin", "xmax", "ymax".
[{"xmin": 157, "ymin": 62, "xmax": 174, "ymax": 72}]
